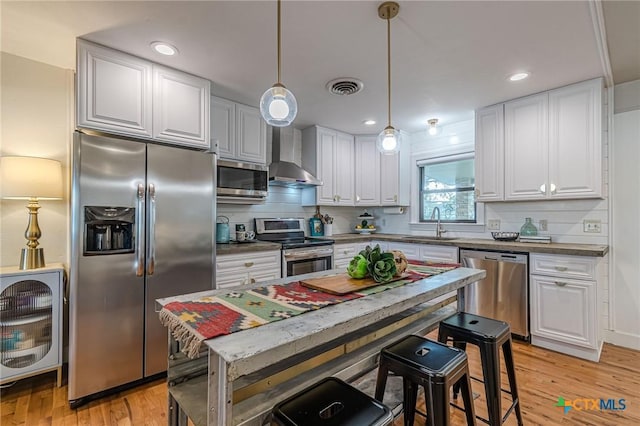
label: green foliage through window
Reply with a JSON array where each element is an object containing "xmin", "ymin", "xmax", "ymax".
[{"xmin": 419, "ymin": 156, "xmax": 476, "ymax": 222}]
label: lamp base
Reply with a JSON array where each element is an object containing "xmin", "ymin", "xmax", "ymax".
[{"xmin": 19, "ymin": 248, "xmax": 45, "ymax": 270}]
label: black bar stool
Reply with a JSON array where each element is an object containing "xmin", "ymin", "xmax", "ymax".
[
  {"xmin": 271, "ymin": 376, "xmax": 393, "ymax": 426},
  {"xmin": 374, "ymin": 335, "xmax": 476, "ymax": 426},
  {"xmin": 438, "ymin": 312, "xmax": 524, "ymax": 426}
]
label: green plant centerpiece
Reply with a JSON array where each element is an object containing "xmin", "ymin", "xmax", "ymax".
[{"xmin": 347, "ymin": 244, "xmax": 403, "ymax": 283}]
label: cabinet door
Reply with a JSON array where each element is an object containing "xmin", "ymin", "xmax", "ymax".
[
  {"xmin": 475, "ymin": 104, "xmax": 504, "ymax": 201},
  {"xmin": 334, "ymin": 132, "xmax": 355, "ymax": 205},
  {"xmin": 76, "ymin": 40, "xmax": 153, "ymax": 138},
  {"xmin": 355, "ymin": 136, "xmax": 380, "ymax": 206},
  {"xmin": 211, "ymin": 96, "xmax": 236, "ymax": 158},
  {"xmin": 530, "ymin": 275, "xmax": 596, "ymax": 348},
  {"xmin": 236, "ymin": 104, "xmax": 267, "ymax": 164},
  {"xmin": 548, "ymin": 79, "xmax": 602, "ymax": 199},
  {"xmin": 153, "ymin": 66, "xmax": 210, "ymax": 149},
  {"xmin": 504, "ymin": 93, "xmax": 548, "ymax": 200},
  {"xmin": 316, "ymin": 129, "xmax": 338, "ymax": 204},
  {"xmin": 380, "ymin": 152, "xmax": 400, "ymax": 205}
]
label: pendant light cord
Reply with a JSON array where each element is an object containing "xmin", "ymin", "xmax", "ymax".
[
  {"xmin": 386, "ymin": 13, "xmax": 392, "ymax": 127},
  {"xmin": 277, "ymin": 0, "xmax": 282, "ymax": 84}
]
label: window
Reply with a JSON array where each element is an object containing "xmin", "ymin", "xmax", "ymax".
[{"xmin": 419, "ymin": 155, "xmax": 476, "ymax": 223}]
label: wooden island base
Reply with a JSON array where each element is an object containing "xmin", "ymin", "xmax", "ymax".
[{"xmin": 159, "ymin": 267, "xmax": 485, "ymax": 426}]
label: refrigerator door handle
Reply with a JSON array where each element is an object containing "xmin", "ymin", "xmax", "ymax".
[
  {"xmin": 135, "ymin": 183, "xmax": 145, "ymax": 277},
  {"xmin": 147, "ymin": 183, "xmax": 156, "ymax": 275}
]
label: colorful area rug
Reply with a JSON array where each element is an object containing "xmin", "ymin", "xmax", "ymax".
[{"xmin": 159, "ymin": 261, "xmax": 459, "ymax": 358}]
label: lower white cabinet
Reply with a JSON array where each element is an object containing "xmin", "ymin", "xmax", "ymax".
[
  {"xmin": 216, "ymin": 251, "xmax": 281, "ymax": 289},
  {"xmin": 333, "ymin": 242, "xmax": 370, "ymax": 271},
  {"xmin": 385, "ymin": 242, "xmax": 458, "ymax": 263},
  {"xmin": 530, "ymin": 253, "xmax": 602, "ymax": 361},
  {"xmin": 1, "ymin": 264, "xmax": 64, "ymax": 386}
]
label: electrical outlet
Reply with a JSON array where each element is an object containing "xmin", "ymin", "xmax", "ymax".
[
  {"xmin": 487, "ymin": 219, "xmax": 501, "ymax": 230},
  {"xmin": 583, "ymin": 219, "xmax": 601, "ymax": 233},
  {"xmin": 539, "ymin": 220, "xmax": 548, "ymax": 231}
]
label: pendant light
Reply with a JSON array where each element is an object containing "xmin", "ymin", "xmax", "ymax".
[
  {"xmin": 260, "ymin": 0, "xmax": 297, "ymax": 127},
  {"xmin": 377, "ymin": 1, "xmax": 402, "ymax": 154}
]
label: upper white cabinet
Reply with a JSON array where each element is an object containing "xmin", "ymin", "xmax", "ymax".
[
  {"xmin": 475, "ymin": 104, "xmax": 505, "ymax": 202},
  {"xmin": 354, "ymin": 136, "xmax": 380, "ymax": 206},
  {"xmin": 77, "ymin": 40, "xmax": 153, "ymax": 138},
  {"xmin": 302, "ymin": 126, "xmax": 355, "ymax": 206},
  {"xmin": 475, "ymin": 78, "xmax": 603, "ymax": 202},
  {"xmin": 212, "ymin": 96, "xmax": 267, "ymax": 164},
  {"xmin": 504, "ymin": 93, "xmax": 549, "ymax": 200},
  {"xmin": 152, "ymin": 65, "xmax": 210, "ymax": 148},
  {"xmin": 77, "ymin": 39, "xmax": 210, "ymax": 149}
]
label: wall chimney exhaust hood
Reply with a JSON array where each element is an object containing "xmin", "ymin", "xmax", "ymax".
[{"xmin": 269, "ymin": 127, "xmax": 322, "ymax": 187}]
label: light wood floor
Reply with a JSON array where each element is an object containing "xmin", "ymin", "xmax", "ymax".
[{"xmin": 2, "ymin": 337, "xmax": 639, "ymax": 425}]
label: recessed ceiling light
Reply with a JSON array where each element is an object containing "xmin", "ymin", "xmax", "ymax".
[
  {"xmin": 509, "ymin": 72, "xmax": 529, "ymax": 81},
  {"xmin": 363, "ymin": 120, "xmax": 376, "ymax": 125},
  {"xmin": 151, "ymin": 42, "xmax": 178, "ymax": 56}
]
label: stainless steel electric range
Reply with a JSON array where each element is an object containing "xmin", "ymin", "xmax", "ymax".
[{"xmin": 254, "ymin": 218, "xmax": 334, "ymax": 277}]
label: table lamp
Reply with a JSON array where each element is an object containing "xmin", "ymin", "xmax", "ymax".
[{"xmin": 0, "ymin": 156, "xmax": 63, "ymax": 269}]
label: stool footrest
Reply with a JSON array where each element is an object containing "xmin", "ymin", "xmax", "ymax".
[{"xmin": 469, "ymin": 375, "xmax": 514, "ymax": 395}]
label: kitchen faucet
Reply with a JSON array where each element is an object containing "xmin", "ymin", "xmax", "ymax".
[{"xmin": 430, "ymin": 207, "xmax": 447, "ymax": 238}]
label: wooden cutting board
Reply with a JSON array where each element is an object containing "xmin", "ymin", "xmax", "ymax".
[{"xmin": 300, "ymin": 273, "xmax": 408, "ymax": 295}]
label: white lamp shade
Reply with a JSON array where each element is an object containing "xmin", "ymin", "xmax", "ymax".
[{"xmin": 0, "ymin": 156, "xmax": 63, "ymax": 200}]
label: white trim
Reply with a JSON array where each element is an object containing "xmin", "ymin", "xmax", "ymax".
[
  {"xmin": 416, "ymin": 151, "xmax": 474, "ymax": 167},
  {"xmin": 589, "ymin": 0, "xmax": 614, "ymax": 88},
  {"xmin": 607, "ymin": 86, "xmax": 615, "ymax": 333},
  {"xmin": 603, "ymin": 330, "xmax": 640, "ymax": 351}
]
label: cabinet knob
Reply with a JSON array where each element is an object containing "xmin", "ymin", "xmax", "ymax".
[
  {"xmin": 550, "ymin": 183, "xmax": 557, "ymax": 194},
  {"xmin": 539, "ymin": 183, "xmax": 546, "ymax": 193},
  {"xmin": 356, "ymin": 195, "xmax": 360, "ymax": 202},
  {"xmin": 250, "ymin": 278, "xmax": 256, "ymax": 284},
  {"xmin": 475, "ymin": 188, "xmax": 479, "ymax": 197},
  {"xmin": 554, "ymin": 281, "xmax": 567, "ymax": 287},
  {"xmin": 394, "ymin": 195, "xmax": 398, "ymax": 202},
  {"xmin": 337, "ymin": 195, "xmax": 341, "ymax": 201},
  {"xmin": 244, "ymin": 262, "xmax": 254, "ymax": 267}
]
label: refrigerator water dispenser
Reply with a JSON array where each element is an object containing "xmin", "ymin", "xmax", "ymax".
[{"xmin": 84, "ymin": 206, "xmax": 135, "ymax": 255}]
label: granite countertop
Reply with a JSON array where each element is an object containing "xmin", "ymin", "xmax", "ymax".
[
  {"xmin": 327, "ymin": 233, "xmax": 608, "ymax": 257},
  {"xmin": 216, "ymin": 240, "xmax": 281, "ymax": 255},
  {"xmin": 215, "ymin": 233, "xmax": 608, "ymax": 257}
]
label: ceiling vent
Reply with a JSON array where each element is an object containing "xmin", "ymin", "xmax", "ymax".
[{"xmin": 326, "ymin": 78, "xmax": 364, "ymax": 96}]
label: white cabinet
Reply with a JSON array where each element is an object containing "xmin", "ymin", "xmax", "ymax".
[
  {"xmin": 212, "ymin": 96, "xmax": 267, "ymax": 164},
  {"xmin": 380, "ymin": 151, "xmax": 406, "ymax": 206},
  {"xmin": 77, "ymin": 40, "xmax": 153, "ymax": 138},
  {"xmin": 354, "ymin": 136, "xmax": 380, "ymax": 206},
  {"xmin": 475, "ymin": 104, "xmax": 504, "ymax": 202},
  {"xmin": 504, "ymin": 78, "xmax": 602, "ymax": 201},
  {"xmin": 476, "ymin": 78, "xmax": 603, "ymax": 202},
  {"xmin": 1, "ymin": 265, "xmax": 64, "ymax": 386},
  {"xmin": 153, "ymin": 65, "xmax": 210, "ymax": 148},
  {"xmin": 385, "ymin": 242, "xmax": 421, "ymax": 260},
  {"xmin": 216, "ymin": 251, "xmax": 281, "ymax": 289},
  {"xmin": 504, "ymin": 93, "xmax": 549, "ymax": 200},
  {"xmin": 302, "ymin": 126, "xmax": 354, "ymax": 206},
  {"xmin": 529, "ymin": 253, "xmax": 602, "ymax": 361},
  {"xmin": 334, "ymin": 242, "xmax": 370, "ymax": 271},
  {"xmin": 77, "ymin": 39, "xmax": 211, "ymax": 149},
  {"xmin": 385, "ymin": 242, "xmax": 458, "ymax": 264}
]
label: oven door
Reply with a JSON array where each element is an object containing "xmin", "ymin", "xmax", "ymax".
[{"xmin": 283, "ymin": 247, "xmax": 334, "ymax": 277}]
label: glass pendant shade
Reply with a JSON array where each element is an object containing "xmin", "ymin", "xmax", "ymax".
[
  {"xmin": 376, "ymin": 126, "xmax": 402, "ymax": 154},
  {"xmin": 260, "ymin": 83, "xmax": 297, "ymax": 127}
]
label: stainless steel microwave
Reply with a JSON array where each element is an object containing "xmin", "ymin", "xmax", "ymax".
[{"xmin": 217, "ymin": 159, "xmax": 268, "ymax": 200}]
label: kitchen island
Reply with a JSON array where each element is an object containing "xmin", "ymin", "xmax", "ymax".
[{"xmin": 157, "ymin": 266, "xmax": 486, "ymax": 426}]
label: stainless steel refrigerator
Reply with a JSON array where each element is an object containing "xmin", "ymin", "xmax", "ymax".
[{"xmin": 69, "ymin": 131, "xmax": 215, "ymax": 406}]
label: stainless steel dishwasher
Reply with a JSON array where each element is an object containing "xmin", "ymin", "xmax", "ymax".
[{"xmin": 460, "ymin": 249, "xmax": 529, "ymax": 339}]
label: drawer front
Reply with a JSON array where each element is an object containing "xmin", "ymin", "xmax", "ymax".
[
  {"xmin": 530, "ymin": 253, "xmax": 596, "ymax": 280},
  {"xmin": 385, "ymin": 242, "xmax": 421, "ymax": 260},
  {"xmin": 419, "ymin": 245, "xmax": 459, "ymax": 263},
  {"xmin": 334, "ymin": 244, "xmax": 359, "ymax": 261},
  {"xmin": 216, "ymin": 250, "xmax": 281, "ymax": 273}
]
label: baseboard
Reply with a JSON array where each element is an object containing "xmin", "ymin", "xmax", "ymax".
[
  {"xmin": 531, "ymin": 335, "xmax": 601, "ymax": 362},
  {"xmin": 604, "ymin": 330, "xmax": 640, "ymax": 351}
]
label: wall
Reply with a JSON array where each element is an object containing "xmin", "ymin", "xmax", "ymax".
[
  {"xmin": 607, "ymin": 79, "xmax": 640, "ymax": 349},
  {"xmin": 0, "ymin": 53, "xmax": 73, "ymax": 268}
]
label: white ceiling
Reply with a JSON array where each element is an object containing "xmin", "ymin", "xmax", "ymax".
[{"xmin": 2, "ymin": 1, "xmax": 638, "ymax": 135}]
